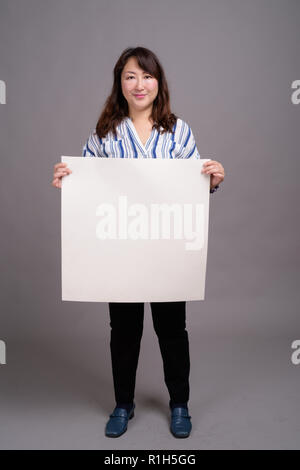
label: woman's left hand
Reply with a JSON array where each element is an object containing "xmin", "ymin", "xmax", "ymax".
[{"xmin": 201, "ymin": 160, "xmax": 225, "ymax": 189}]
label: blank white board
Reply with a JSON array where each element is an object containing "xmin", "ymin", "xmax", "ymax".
[{"xmin": 61, "ymin": 156, "xmax": 211, "ymax": 302}]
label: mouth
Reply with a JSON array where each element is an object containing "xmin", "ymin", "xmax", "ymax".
[{"xmin": 133, "ymin": 94, "xmax": 146, "ymax": 98}]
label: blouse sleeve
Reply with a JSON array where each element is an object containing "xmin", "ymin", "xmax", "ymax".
[
  {"xmin": 182, "ymin": 124, "xmax": 220, "ymax": 194},
  {"xmin": 82, "ymin": 130, "xmax": 102, "ymax": 157},
  {"xmin": 181, "ymin": 125, "xmax": 201, "ymax": 160}
]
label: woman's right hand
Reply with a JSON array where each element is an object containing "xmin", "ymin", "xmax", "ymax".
[{"xmin": 52, "ymin": 162, "xmax": 72, "ymax": 189}]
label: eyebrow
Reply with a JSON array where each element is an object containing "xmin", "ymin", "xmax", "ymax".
[{"xmin": 124, "ymin": 71, "xmax": 150, "ymax": 74}]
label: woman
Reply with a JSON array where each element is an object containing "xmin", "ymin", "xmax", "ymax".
[{"xmin": 52, "ymin": 46, "xmax": 225, "ymax": 439}]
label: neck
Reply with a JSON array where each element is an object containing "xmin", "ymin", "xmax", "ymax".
[{"xmin": 128, "ymin": 106, "xmax": 153, "ymax": 124}]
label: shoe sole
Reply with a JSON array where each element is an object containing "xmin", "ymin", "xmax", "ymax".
[
  {"xmin": 170, "ymin": 429, "xmax": 191, "ymax": 438},
  {"xmin": 105, "ymin": 411, "xmax": 134, "ymax": 438},
  {"xmin": 170, "ymin": 422, "xmax": 191, "ymax": 438}
]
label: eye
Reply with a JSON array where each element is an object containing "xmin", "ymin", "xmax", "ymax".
[{"xmin": 126, "ymin": 75, "xmax": 152, "ymax": 80}]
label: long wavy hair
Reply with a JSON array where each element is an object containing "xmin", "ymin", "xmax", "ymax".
[{"xmin": 95, "ymin": 46, "xmax": 178, "ymax": 140}]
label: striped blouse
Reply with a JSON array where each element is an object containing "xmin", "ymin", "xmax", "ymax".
[{"xmin": 82, "ymin": 116, "xmax": 219, "ymax": 193}]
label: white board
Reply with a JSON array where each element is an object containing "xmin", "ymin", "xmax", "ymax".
[{"xmin": 61, "ymin": 156, "xmax": 211, "ymax": 302}]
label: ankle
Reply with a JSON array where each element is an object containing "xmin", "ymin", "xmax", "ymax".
[
  {"xmin": 169, "ymin": 400, "xmax": 188, "ymax": 409},
  {"xmin": 116, "ymin": 402, "xmax": 134, "ymax": 413}
]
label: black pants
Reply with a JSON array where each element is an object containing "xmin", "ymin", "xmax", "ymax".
[{"xmin": 108, "ymin": 301, "xmax": 190, "ymax": 405}]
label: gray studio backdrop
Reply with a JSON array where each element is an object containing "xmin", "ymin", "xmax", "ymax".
[{"xmin": 0, "ymin": 0, "xmax": 299, "ymax": 450}]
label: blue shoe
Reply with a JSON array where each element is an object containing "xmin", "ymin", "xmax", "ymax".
[
  {"xmin": 170, "ymin": 406, "xmax": 192, "ymax": 438},
  {"xmin": 105, "ymin": 403, "xmax": 135, "ymax": 437}
]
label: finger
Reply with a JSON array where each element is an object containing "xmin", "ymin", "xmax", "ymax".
[
  {"xmin": 54, "ymin": 171, "xmax": 69, "ymax": 178},
  {"xmin": 205, "ymin": 161, "xmax": 223, "ymax": 168},
  {"xmin": 54, "ymin": 163, "xmax": 67, "ymax": 170},
  {"xmin": 202, "ymin": 167, "xmax": 218, "ymax": 174},
  {"xmin": 58, "ymin": 168, "xmax": 72, "ymax": 174},
  {"xmin": 202, "ymin": 165, "xmax": 220, "ymax": 172},
  {"xmin": 204, "ymin": 163, "xmax": 221, "ymax": 170},
  {"xmin": 207, "ymin": 170, "xmax": 223, "ymax": 176}
]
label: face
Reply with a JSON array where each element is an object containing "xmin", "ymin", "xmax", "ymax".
[{"xmin": 121, "ymin": 56, "xmax": 159, "ymax": 115}]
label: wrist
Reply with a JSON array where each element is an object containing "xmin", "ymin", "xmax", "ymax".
[{"xmin": 210, "ymin": 184, "xmax": 220, "ymax": 193}]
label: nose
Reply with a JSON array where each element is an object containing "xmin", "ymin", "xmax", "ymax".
[{"xmin": 135, "ymin": 77, "xmax": 145, "ymax": 91}]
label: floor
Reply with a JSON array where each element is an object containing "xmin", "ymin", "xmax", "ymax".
[{"xmin": 0, "ymin": 323, "xmax": 299, "ymax": 449}]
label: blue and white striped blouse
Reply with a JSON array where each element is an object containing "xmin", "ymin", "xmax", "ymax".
[{"xmin": 82, "ymin": 117, "xmax": 219, "ymax": 193}]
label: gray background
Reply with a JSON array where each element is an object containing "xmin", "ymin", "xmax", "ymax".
[{"xmin": 0, "ymin": 0, "xmax": 299, "ymax": 450}]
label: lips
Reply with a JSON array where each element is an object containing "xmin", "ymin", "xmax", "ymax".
[{"xmin": 134, "ymin": 94, "xmax": 146, "ymax": 97}]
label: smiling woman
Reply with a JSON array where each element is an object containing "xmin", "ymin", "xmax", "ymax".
[
  {"xmin": 51, "ymin": 45, "xmax": 225, "ymax": 439},
  {"xmin": 94, "ymin": 46, "xmax": 177, "ymax": 139},
  {"xmin": 121, "ymin": 57, "xmax": 159, "ymax": 125}
]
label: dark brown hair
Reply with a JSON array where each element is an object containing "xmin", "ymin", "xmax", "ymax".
[{"xmin": 95, "ymin": 46, "xmax": 178, "ymax": 140}]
